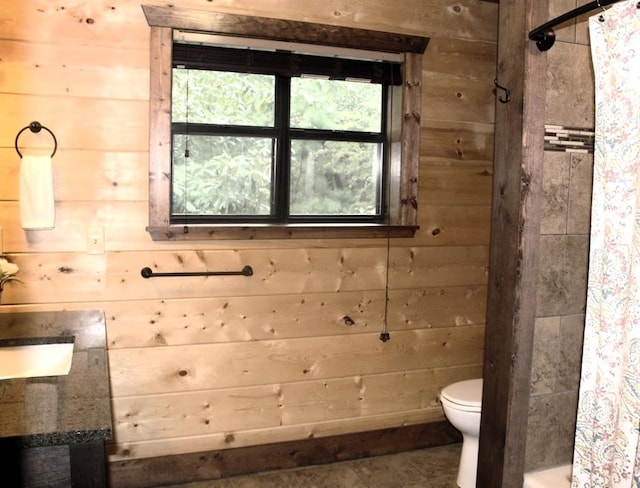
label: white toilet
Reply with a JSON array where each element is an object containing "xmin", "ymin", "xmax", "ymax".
[{"xmin": 440, "ymin": 378, "xmax": 483, "ymax": 488}]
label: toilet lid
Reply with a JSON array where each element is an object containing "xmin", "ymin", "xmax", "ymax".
[{"xmin": 440, "ymin": 379, "xmax": 483, "ymax": 408}]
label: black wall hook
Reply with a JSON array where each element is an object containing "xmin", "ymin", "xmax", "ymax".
[{"xmin": 494, "ymin": 79, "xmax": 511, "ymax": 103}]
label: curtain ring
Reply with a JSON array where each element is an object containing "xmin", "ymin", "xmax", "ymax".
[{"xmin": 597, "ymin": 0, "xmax": 606, "ymax": 22}]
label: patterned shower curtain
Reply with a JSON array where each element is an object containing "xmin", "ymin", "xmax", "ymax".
[{"xmin": 572, "ymin": 2, "xmax": 640, "ymax": 487}]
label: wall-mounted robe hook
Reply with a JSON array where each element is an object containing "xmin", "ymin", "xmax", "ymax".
[{"xmin": 494, "ymin": 79, "xmax": 511, "ymax": 103}]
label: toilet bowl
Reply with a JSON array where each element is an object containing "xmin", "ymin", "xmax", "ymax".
[{"xmin": 440, "ymin": 378, "xmax": 483, "ymax": 488}]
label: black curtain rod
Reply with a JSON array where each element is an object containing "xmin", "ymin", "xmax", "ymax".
[{"xmin": 529, "ymin": 0, "xmax": 625, "ymax": 51}]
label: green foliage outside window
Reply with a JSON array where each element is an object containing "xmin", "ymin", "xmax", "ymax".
[
  {"xmin": 172, "ymin": 70, "xmax": 274, "ymax": 126},
  {"xmin": 171, "ymin": 69, "xmax": 384, "ymax": 220}
]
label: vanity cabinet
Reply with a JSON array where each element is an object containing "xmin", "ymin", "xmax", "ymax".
[{"xmin": 0, "ymin": 311, "xmax": 112, "ymax": 487}]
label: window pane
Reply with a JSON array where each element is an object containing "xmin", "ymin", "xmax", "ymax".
[
  {"xmin": 172, "ymin": 70, "xmax": 275, "ymax": 127},
  {"xmin": 290, "ymin": 78, "xmax": 382, "ymax": 132},
  {"xmin": 172, "ymin": 135, "xmax": 273, "ymax": 216},
  {"xmin": 289, "ymin": 140, "xmax": 382, "ymax": 216}
]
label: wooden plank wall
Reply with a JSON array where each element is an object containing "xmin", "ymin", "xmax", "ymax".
[{"xmin": 0, "ymin": 0, "xmax": 497, "ymax": 463}]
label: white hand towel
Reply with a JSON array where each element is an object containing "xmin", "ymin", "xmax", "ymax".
[{"xmin": 20, "ymin": 155, "xmax": 55, "ymax": 230}]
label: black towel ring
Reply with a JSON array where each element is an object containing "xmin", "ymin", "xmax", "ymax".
[{"xmin": 15, "ymin": 121, "xmax": 58, "ymax": 159}]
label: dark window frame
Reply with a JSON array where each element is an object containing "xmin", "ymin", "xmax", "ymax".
[
  {"xmin": 143, "ymin": 5, "xmax": 428, "ymax": 240},
  {"xmin": 171, "ymin": 45, "xmax": 395, "ymax": 225}
]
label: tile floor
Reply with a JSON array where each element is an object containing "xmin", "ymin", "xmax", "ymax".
[{"xmin": 161, "ymin": 443, "xmax": 461, "ymax": 488}]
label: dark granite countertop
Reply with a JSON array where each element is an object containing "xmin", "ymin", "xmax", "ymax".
[{"xmin": 0, "ymin": 310, "xmax": 112, "ymax": 448}]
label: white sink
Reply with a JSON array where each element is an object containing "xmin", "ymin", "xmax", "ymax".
[{"xmin": 0, "ymin": 342, "xmax": 74, "ymax": 380}]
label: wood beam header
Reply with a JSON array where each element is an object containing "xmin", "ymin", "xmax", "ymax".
[{"xmin": 142, "ymin": 5, "xmax": 429, "ymax": 54}]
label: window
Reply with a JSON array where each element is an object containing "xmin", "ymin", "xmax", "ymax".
[
  {"xmin": 172, "ymin": 44, "xmax": 400, "ymax": 225},
  {"xmin": 143, "ymin": 6, "xmax": 428, "ymax": 240}
]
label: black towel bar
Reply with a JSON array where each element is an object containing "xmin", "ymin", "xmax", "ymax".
[
  {"xmin": 141, "ymin": 265, "xmax": 253, "ymax": 279},
  {"xmin": 15, "ymin": 121, "xmax": 58, "ymax": 158}
]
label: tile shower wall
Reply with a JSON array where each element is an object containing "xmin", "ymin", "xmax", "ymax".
[{"xmin": 524, "ymin": 2, "xmax": 595, "ymax": 470}]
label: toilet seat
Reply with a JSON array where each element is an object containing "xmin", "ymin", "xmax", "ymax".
[{"xmin": 440, "ymin": 379, "xmax": 483, "ymax": 412}]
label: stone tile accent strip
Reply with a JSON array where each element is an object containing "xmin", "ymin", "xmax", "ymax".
[{"xmin": 545, "ymin": 124, "xmax": 595, "ymax": 154}]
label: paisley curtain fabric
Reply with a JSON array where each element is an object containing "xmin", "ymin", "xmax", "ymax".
[{"xmin": 572, "ymin": 2, "xmax": 640, "ymax": 486}]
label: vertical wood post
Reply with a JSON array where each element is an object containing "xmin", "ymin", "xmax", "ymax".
[{"xmin": 477, "ymin": 1, "xmax": 548, "ymax": 486}]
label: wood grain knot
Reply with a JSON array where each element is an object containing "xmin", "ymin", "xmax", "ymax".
[{"xmin": 343, "ymin": 316, "xmax": 355, "ymax": 326}]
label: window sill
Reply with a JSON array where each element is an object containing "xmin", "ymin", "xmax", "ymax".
[{"xmin": 146, "ymin": 224, "xmax": 418, "ymax": 241}]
